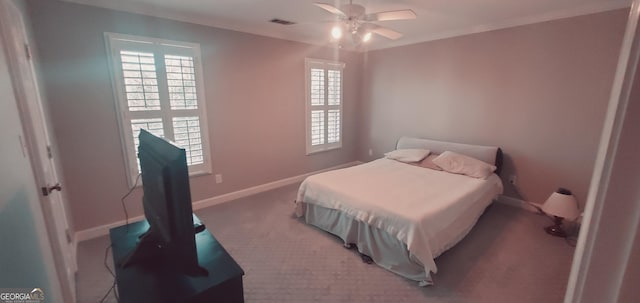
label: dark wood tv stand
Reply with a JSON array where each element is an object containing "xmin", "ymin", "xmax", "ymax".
[{"xmin": 109, "ymin": 216, "xmax": 245, "ymax": 303}]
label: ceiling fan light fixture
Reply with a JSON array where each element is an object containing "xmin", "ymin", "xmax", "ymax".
[
  {"xmin": 362, "ymin": 32, "xmax": 372, "ymax": 42},
  {"xmin": 314, "ymin": 1, "xmax": 415, "ymax": 44},
  {"xmin": 331, "ymin": 25, "xmax": 343, "ymax": 39}
]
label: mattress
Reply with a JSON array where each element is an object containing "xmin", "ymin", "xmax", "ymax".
[{"xmin": 295, "ymin": 158, "xmax": 503, "ymax": 284}]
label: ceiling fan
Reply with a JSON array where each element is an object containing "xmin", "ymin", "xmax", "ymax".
[{"xmin": 313, "ymin": 1, "xmax": 417, "ymax": 44}]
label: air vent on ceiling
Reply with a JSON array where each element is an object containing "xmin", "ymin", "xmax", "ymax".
[{"xmin": 270, "ymin": 18, "xmax": 296, "ymax": 25}]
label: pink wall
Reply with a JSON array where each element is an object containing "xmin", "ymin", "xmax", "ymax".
[
  {"xmin": 25, "ymin": 0, "xmax": 362, "ymax": 231},
  {"xmin": 357, "ymin": 10, "xmax": 627, "ymax": 206},
  {"xmin": 23, "ymin": 0, "xmax": 628, "ymax": 232}
]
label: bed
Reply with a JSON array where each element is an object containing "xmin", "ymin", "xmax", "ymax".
[{"xmin": 294, "ymin": 137, "xmax": 504, "ymax": 286}]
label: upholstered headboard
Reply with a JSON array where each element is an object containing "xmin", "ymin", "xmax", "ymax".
[{"xmin": 396, "ymin": 137, "xmax": 503, "ymax": 175}]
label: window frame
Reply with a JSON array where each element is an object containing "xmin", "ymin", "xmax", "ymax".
[
  {"xmin": 304, "ymin": 58, "xmax": 345, "ymax": 155},
  {"xmin": 105, "ymin": 32, "xmax": 212, "ymax": 187}
]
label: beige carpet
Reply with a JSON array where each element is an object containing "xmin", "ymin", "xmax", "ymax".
[{"xmin": 77, "ymin": 183, "xmax": 575, "ymax": 302}]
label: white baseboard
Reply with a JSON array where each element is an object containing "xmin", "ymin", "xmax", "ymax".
[
  {"xmin": 190, "ymin": 161, "xmax": 362, "ymax": 210},
  {"xmin": 73, "ymin": 215, "xmax": 141, "ymax": 243},
  {"xmin": 496, "ymin": 195, "xmax": 542, "ymax": 213},
  {"xmin": 74, "ymin": 161, "xmax": 362, "ymax": 242}
]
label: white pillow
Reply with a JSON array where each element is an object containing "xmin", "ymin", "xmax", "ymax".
[
  {"xmin": 432, "ymin": 151, "xmax": 497, "ymax": 179},
  {"xmin": 384, "ymin": 149, "xmax": 430, "ymax": 163}
]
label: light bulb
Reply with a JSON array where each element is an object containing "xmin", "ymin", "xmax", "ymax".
[
  {"xmin": 331, "ymin": 25, "xmax": 342, "ymax": 39},
  {"xmin": 362, "ymin": 32, "xmax": 372, "ymax": 42}
]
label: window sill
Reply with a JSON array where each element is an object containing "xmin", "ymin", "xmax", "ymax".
[
  {"xmin": 306, "ymin": 145, "xmax": 342, "ymax": 155},
  {"xmin": 129, "ymin": 169, "xmax": 211, "ymax": 188},
  {"xmin": 189, "ymin": 170, "xmax": 212, "ymax": 178}
]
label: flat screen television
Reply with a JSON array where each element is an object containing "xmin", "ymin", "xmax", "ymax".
[{"xmin": 118, "ymin": 129, "xmax": 207, "ymax": 276}]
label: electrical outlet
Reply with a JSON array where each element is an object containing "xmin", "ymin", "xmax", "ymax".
[
  {"xmin": 508, "ymin": 175, "xmax": 517, "ymax": 185},
  {"xmin": 368, "ymin": 149, "xmax": 373, "ymax": 156},
  {"xmin": 215, "ymin": 174, "xmax": 223, "ymax": 184}
]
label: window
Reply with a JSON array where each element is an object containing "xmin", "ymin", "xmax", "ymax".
[
  {"xmin": 305, "ymin": 58, "xmax": 345, "ymax": 154},
  {"xmin": 105, "ymin": 33, "xmax": 211, "ymax": 186}
]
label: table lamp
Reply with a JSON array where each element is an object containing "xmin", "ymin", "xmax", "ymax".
[{"xmin": 541, "ymin": 188, "xmax": 579, "ymax": 237}]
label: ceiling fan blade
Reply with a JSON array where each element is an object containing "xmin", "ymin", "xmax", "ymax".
[
  {"xmin": 313, "ymin": 3, "xmax": 346, "ymax": 17},
  {"xmin": 364, "ymin": 9, "xmax": 417, "ymax": 22},
  {"xmin": 371, "ymin": 26, "xmax": 403, "ymax": 40}
]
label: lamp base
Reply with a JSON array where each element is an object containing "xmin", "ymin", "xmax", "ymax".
[{"xmin": 544, "ymin": 216, "xmax": 568, "ymax": 237}]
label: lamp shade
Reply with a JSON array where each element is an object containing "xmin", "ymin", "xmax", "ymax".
[{"xmin": 542, "ymin": 190, "xmax": 579, "ymax": 220}]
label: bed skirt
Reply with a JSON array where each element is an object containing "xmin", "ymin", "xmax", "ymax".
[
  {"xmin": 300, "ymin": 197, "xmax": 494, "ymax": 287},
  {"xmin": 303, "ymin": 203, "xmax": 434, "ymax": 286}
]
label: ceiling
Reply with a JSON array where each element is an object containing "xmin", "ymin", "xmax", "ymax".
[{"xmin": 62, "ymin": 0, "xmax": 630, "ymax": 51}]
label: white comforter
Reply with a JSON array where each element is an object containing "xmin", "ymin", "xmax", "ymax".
[{"xmin": 296, "ymin": 158, "xmax": 503, "ymax": 275}]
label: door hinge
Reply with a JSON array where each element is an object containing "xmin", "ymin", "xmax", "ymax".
[
  {"xmin": 65, "ymin": 229, "xmax": 72, "ymax": 244},
  {"xmin": 24, "ymin": 43, "xmax": 31, "ymax": 60},
  {"xmin": 47, "ymin": 145, "xmax": 52, "ymax": 159}
]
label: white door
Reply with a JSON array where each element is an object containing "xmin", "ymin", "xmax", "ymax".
[{"xmin": 0, "ymin": 0, "xmax": 76, "ymax": 301}]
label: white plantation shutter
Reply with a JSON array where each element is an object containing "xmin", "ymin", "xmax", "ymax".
[
  {"xmin": 305, "ymin": 59, "xmax": 344, "ymax": 154},
  {"xmin": 106, "ymin": 33, "xmax": 211, "ymax": 186},
  {"xmin": 172, "ymin": 116, "xmax": 204, "ymax": 166},
  {"xmin": 121, "ymin": 51, "xmax": 161, "ymax": 111},
  {"xmin": 165, "ymin": 55, "xmax": 198, "ymax": 110},
  {"xmin": 131, "ymin": 118, "xmax": 165, "ymax": 171},
  {"xmin": 310, "ymin": 110, "xmax": 325, "ymax": 146},
  {"xmin": 327, "ymin": 109, "xmax": 340, "ymax": 143}
]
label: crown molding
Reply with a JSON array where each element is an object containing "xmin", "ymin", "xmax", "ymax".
[
  {"xmin": 370, "ymin": 0, "xmax": 631, "ymax": 50},
  {"xmin": 61, "ymin": 0, "xmax": 631, "ymax": 52}
]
